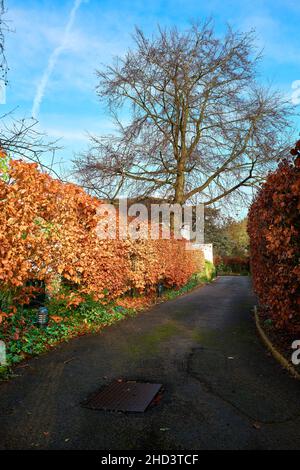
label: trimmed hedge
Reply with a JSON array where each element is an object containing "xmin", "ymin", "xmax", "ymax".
[
  {"xmin": 248, "ymin": 146, "xmax": 300, "ymax": 331},
  {"xmin": 0, "ymin": 159, "xmax": 204, "ymax": 312},
  {"xmin": 214, "ymin": 256, "xmax": 249, "ymax": 274}
]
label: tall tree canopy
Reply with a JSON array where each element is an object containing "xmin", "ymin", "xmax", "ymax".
[{"xmin": 76, "ymin": 21, "xmax": 293, "ymax": 205}]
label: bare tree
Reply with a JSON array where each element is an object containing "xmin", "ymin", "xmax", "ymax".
[{"xmin": 75, "ymin": 21, "xmax": 293, "ymax": 205}]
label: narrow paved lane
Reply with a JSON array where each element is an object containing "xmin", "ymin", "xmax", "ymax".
[{"xmin": 1, "ymin": 276, "xmax": 300, "ymax": 450}]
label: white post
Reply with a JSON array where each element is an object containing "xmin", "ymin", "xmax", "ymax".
[{"xmin": 0, "ymin": 340, "xmax": 7, "ymax": 366}]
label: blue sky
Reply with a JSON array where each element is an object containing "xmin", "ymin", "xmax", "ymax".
[{"xmin": 3, "ymin": 0, "xmax": 300, "ymax": 172}]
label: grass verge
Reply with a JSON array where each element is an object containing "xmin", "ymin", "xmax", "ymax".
[
  {"xmin": 0, "ymin": 264, "xmax": 216, "ymax": 380},
  {"xmin": 255, "ymin": 306, "xmax": 300, "ymax": 379}
]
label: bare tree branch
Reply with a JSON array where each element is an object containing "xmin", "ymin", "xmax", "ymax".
[{"xmin": 0, "ymin": 113, "xmax": 63, "ymax": 178}]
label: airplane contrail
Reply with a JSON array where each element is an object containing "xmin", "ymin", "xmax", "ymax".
[{"xmin": 31, "ymin": 0, "xmax": 83, "ymax": 119}]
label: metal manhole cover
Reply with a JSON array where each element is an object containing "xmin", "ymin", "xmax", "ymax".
[{"xmin": 82, "ymin": 381, "xmax": 162, "ymax": 412}]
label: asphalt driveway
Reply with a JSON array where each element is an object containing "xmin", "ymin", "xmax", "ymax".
[{"xmin": 1, "ymin": 276, "xmax": 300, "ymax": 450}]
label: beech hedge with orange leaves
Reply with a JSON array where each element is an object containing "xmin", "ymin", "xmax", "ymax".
[
  {"xmin": 214, "ymin": 256, "xmax": 250, "ymax": 274},
  {"xmin": 248, "ymin": 152, "xmax": 300, "ymax": 331},
  {"xmin": 0, "ymin": 159, "xmax": 204, "ymax": 309}
]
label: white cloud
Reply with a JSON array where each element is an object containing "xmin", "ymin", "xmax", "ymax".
[
  {"xmin": 291, "ymin": 80, "xmax": 300, "ymax": 105},
  {"xmin": 240, "ymin": 13, "xmax": 300, "ymax": 65},
  {"xmin": 45, "ymin": 127, "xmax": 89, "ymax": 142}
]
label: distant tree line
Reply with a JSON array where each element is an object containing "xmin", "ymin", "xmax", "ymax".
[{"xmin": 204, "ymin": 208, "xmax": 249, "ymax": 257}]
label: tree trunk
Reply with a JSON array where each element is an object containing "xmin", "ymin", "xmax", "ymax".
[
  {"xmin": 170, "ymin": 165, "xmax": 185, "ymax": 234},
  {"xmin": 174, "ymin": 158, "xmax": 185, "ymax": 204}
]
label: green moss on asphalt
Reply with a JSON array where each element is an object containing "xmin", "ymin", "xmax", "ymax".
[
  {"xmin": 127, "ymin": 321, "xmax": 181, "ymax": 358},
  {"xmin": 191, "ymin": 329, "xmax": 219, "ymax": 347}
]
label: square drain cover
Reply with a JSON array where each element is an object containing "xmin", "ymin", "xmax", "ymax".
[{"xmin": 82, "ymin": 381, "xmax": 162, "ymax": 412}]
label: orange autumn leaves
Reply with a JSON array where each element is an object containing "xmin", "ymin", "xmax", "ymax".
[
  {"xmin": 0, "ymin": 159, "xmax": 204, "ymax": 307},
  {"xmin": 248, "ymin": 149, "xmax": 300, "ymax": 331},
  {"xmin": 0, "ymin": 159, "xmax": 100, "ymax": 291}
]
